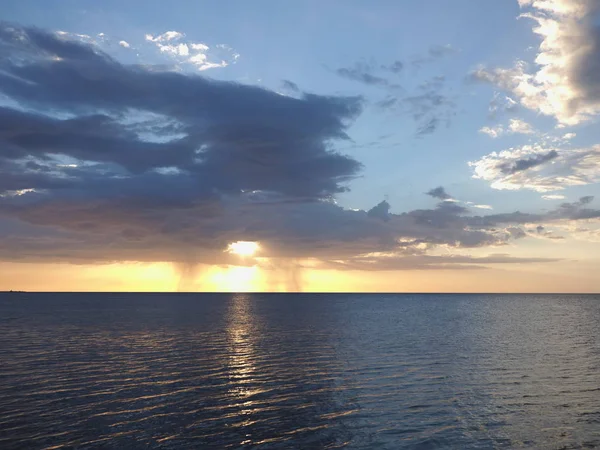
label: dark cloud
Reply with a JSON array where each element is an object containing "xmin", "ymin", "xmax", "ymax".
[
  {"xmin": 0, "ymin": 23, "xmax": 596, "ymax": 272},
  {"xmin": 376, "ymin": 96, "xmax": 398, "ymax": 109},
  {"xmin": 281, "ymin": 80, "xmax": 300, "ymax": 92},
  {"xmin": 497, "ymin": 150, "xmax": 559, "ymax": 175},
  {"xmin": 367, "ymin": 200, "xmax": 391, "ymax": 222},
  {"xmin": 0, "ymin": 107, "xmax": 192, "ymax": 174},
  {"xmin": 553, "ymin": 196, "xmax": 600, "ymax": 220},
  {"xmin": 0, "ymin": 22, "xmax": 363, "ymax": 201},
  {"xmin": 426, "ymin": 186, "xmax": 452, "ymax": 200},
  {"xmin": 336, "ymin": 63, "xmax": 396, "ymax": 88},
  {"xmin": 416, "ymin": 117, "xmax": 439, "ymax": 137},
  {"xmin": 1, "ymin": 185, "xmax": 597, "ymax": 268},
  {"xmin": 404, "ymin": 89, "xmax": 454, "ymax": 121},
  {"xmin": 472, "ymin": 196, "xmax": 600, "ymax": 226},
  {"xmin": 381, "ymin": 60, "xmax": 404, "ymax": 74}
]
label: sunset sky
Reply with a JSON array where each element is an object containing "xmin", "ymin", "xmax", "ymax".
[{"xmin": 1, "ymin": 0, "xmax": 600, "ymax": 292}]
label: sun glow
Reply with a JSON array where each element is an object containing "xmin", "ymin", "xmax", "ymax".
[
  {"xmin": 206, "ymin": 265, "xmax": 264, "ymax": 292},
  {"xmin": 227, "ymin": 241, "xmax": 260, "ymax": 257}
]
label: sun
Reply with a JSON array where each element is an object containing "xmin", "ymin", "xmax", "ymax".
[{"xmin": 227, "ymin": 241, "xmax": 260, "ymax": 257}]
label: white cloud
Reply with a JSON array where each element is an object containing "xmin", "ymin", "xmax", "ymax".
[
  {"xmin": 479, "ymin": 125, "xmax": 504, "ymax": 138},
  {"xmin": 469, "ymin": 144, "xmax": 600, "ymax": 192},
  {"xmin": 145, "ymin": 31, "xmax": 184, "ymax": 43},
  {"xmin": 145, "ymin": 30, "xmax": 236, "ymax": 71},
  {"xmin": 0, "ymin": 188, "xmax": 37, "ymax": 198},
  {"xmin": 465, "ymin": 201, "xmax": 493, "ymax": 210},
  {"xmin": 158, "ymin": 43, "xmax": 189, "ymax": 57},
  {"xmin": 563, "ymin": 133, "xmax": 576, "ymax": 140},
  {"xmin": 196, "ymin": 61, "xmax": 228, "ymax": 71},
  {"xmin": 118, "ymin": 40, "xmax": 130, "ymax": 48},
  {"xmin": 542, "ymin": 194, "xmax": 566, "ymax": 200},
  {"xmin": 508, "ymin": 118, "xmax": 535, "ymax": 134},
  {"xmin": 190, "ymin": 43, "xmax": 209, "ymax": 52},
  {"xmin": 479, "ymin": 118, "xmax": 535, "ymax": 138},
  {"xmin": 472, "ymin": 0, "xmax": 600, "ymax": 126}
]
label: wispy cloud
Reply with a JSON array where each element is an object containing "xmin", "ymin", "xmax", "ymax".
[
  {"xmin": 335, "ymin": 60, "xmax": 401, "ymax": 89},
  {"xmin": 378, "ymin": 75, "xmax": 456, "ymax": 137}
]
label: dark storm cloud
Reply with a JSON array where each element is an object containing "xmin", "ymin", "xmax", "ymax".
[
  {"xmin": 0, "ymin": 22, "xmax": 363, "ymax": 200},
  {"xmin": 497, "ymin": 150, "xmax": 559, "ymax": 175},
  {"xmin": 0, "ymin": 107, "xmax": 194, "ymax": 173}
]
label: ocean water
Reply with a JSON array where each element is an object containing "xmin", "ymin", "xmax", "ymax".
[{"xmin": 0, "ymin": 294, "xmax": 599, "ymax": 449}]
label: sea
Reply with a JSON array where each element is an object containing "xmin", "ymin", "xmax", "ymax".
[{"xmin": 0, "ymin": 293, "xmax": 599, "ymax": 449}]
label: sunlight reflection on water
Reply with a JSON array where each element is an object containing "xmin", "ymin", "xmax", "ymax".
[{"xmin": 0, "ymin": 293, "xmax": 598, "ymax": 449}]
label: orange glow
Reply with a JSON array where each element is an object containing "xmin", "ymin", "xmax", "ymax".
[
  {"xmin": 1, "ymin": 259, "xmax": 600, "ymax": 293},
  {"xmin": 227, "ymin": 241, "xmax": 260, "ymax": 257},
  {"xmin": 203, "ymin": 265, "xmax": 264, "ymax": 292}
]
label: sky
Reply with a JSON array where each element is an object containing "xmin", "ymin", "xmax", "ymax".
[{"xmin": 1, "ymin": 0, "xmax": 600, "ymax": 292}]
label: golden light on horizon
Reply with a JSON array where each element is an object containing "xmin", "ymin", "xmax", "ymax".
[
  {"xmin": 207, "ymin": 265, "xmax": 264, "ymax": 292},
  {"xmin": 227, "ymin": 241, "xmax": 260, "ymax": 257}
]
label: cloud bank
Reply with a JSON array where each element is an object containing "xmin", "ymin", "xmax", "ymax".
[{"xmin": 1, "ymin": 22, "xmax": 599, "ymax": 274}]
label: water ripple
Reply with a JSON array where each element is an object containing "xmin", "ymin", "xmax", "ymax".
[{"xmin": 0, "ymin": 293, "xmax": 599, "ymax": 449}]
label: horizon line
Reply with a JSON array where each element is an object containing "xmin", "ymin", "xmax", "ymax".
[{"xmin": 1, "ymin": 291, "xmax": 599, "ymax": 295}]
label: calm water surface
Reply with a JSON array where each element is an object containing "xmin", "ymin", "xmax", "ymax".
[{"xmin": 0, "ymin": 293, "xmax": 599, "ymax": 449}]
